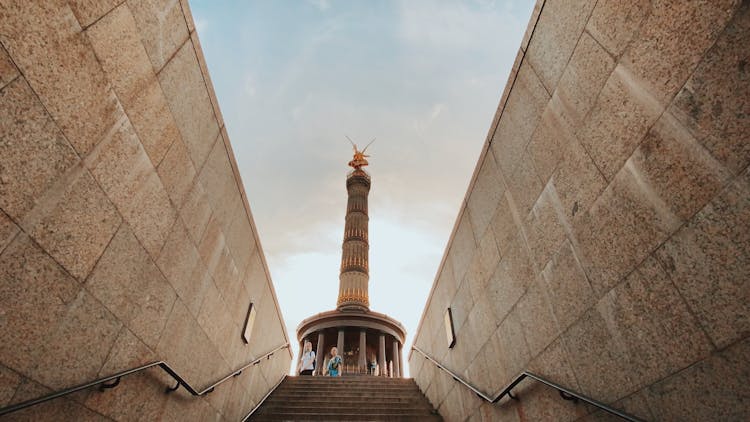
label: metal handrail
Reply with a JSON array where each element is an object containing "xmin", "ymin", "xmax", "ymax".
[
  {"xmin": 411, "ymin": 346, "xmax": 645, "ymax": 422},
  {"xmin": 0, "ymin": 343, "xmax": 289, "ymax": 416}
]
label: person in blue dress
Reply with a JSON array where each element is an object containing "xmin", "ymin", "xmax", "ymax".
[{"xmin": 326, "ymin": 346, "xmax": 342, "ymax": 377}]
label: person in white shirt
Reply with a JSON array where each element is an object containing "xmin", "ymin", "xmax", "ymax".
[{"xmin": 297, "ymin": 340, "xmax": 316, "ymax": 376}]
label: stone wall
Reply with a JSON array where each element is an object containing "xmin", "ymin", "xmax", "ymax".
[
  {"xmin": 410, "ymin": 1, "xmax": 749, "ymax": 421},
  {"xmin": 0, "ymin": 1, "xmax": 290, "ymax": 420}
]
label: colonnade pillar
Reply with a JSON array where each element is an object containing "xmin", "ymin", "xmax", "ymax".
[
  {"xmin": 392, "ymin": 340, "xmax": 400, "ymax": 378},
  {"xmin": 315, "ymin": 331, "xmax": 325, "ymax": 375},
  {"xmin": 358, "ymin": 330, "xmax": 366, "ymax": 372},
  {"xmin": 398, "ymin": 343, "xmax": 404, "ymax": 377},
  {"xmin": 378, "ymin": 333, "xmax": 386, "ymax": 376},
  {"xmin": 337, "ymin": 329, "xmax": 344, "ymax": 356}
]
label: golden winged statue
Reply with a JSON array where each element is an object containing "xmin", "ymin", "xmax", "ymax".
[{"xmin": 346, "ymin": 136, "xmax": 375, "ymax": 169}]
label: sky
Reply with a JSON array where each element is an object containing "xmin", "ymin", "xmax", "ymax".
[{"xmin": 189, "ymin": 0, "xmax": 535, "ymax": 375}]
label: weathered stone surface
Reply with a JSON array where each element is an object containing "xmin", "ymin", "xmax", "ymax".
[
  {"xmin": 488, "ymin": 309, "xmax": 530, "ymax": 385},
  {"xmin": 564, "ymin": 255, "xmax": 713, "ymax": 403},
  {"xmin": 86, "ymin": 4, "xmax": 176, "ymax": 165},
  {"xmin": 157, "ymin": 138, "xmax": 197, "ymax": 209},
  {"xmin": 467, "ymin": 151, "xmax": 505, "ymax": 239},
  {"xmin": 0, "ymin": 234, "xmax": 80, "ymax": 375},
  {"xmin": 573, "ymin": 153, "xmax": 685, "ymax": 295},
  {"xmin": 86, "ymin": 4, "xmax": 151, "ymax": 105},
  {"xmin": 413, "ymin": 3, "xmax": 748, "ymax": 421},
  {"xmin": 486, "ymin": 229, "xmax": 534, "ymax": 325},
  {"xmin": 128, "ymin": 79, "xmax": 183, "ymax": 167},
  {"xmin": 157, "ymin": 299, "xmax": 228, "ymax": 387},
  {"xmin": 552, "ymin": 135, "xmax": 608, "ymax": 223},
  {"xmin": 225, "ymin": 206, "xmax": 255, "ymax": 277},
  {"xmin": 491, "ymin": 65, "xmax": 550, "ymax": 180},
  {"xmin": 586, "ymin": 0, "xmax": 650, "ymax": 56},
  {"xmin": 0, "ymin": 207, "xmax": 19, "ymax": 255},
  {"xmin": 656, "ymin": 168, "xmax": 750, "ymax": 348},
  {"xmin": 525, "ymin": 0, "xmax": 597, "ymax": 92},
  {"xmin": 527, "ymin": 106, "xmax": 567, "ymax": 185},
  {"xmin": 505, "ymin": 151, "xmax": 544, "ymax": 220},
  {"xmin": 198, "ymin": 216, "xmax": 229, "ymax": 279},
  {"xmin": 68, "ymin": 0, "xmax": 122, "ymax": 28},
  {"xmin": 23, "ymin": 167, "xmax": 121, "ymax": 281},
  {"xmin": 524, "ymin": 183, "xmax": 568, "ymax": 272},
  {"xmin": 179, "ymin": 181, "xmax": 213, "ymax": 245},
  {"xmin": 577, "ymin": 63, "xmax": 664, "ymax": 181},
  {"xmin": 490, "ymin": 190, "xmax": 522, "ymax": 257},
  {"xmin": 0, "ymin": 43, "xmax": 18, "ymax": 88},
  {"xmin": 0, "ymin": 364, "xmax": 21, "ymax": 407},
  {"xmin": 515, "ymin": 276, "xmax": 559, "ymax": 358},
  {"xmin": 552, "ymin": 31, "xmax": 616, "ymax": 130},
  {"xmin": 159, "ymin": 40, "xmax": 219, "ymax": 169},
  {"xmin": 190, "ymin": 31, "xmax": 224, "ymax": 130},
  {"xmin": 197, "ymin": 280, "xmax": 236, "ymax": 363},
  {"xmin": 523, "ymin": 338, "xmax": 587, "ymax": 421},
  {"xmin": 86, "ymin": 225, "xmax": 177, "ymax": 349},
  {"xmin": 645, "ymin": 337, "xmax": 750, "ymax": 421},
  {"xmin": 448, "ymin": 213, "xmax": 477, "ymax": 283},
  {"xmin": 0, "ymin": 1, "xmax": 120, "ymax": 156},
  {"xmin": 562, "ymin": 305, "xmax": 635, "ymax": 403},
  {"xmin": 449, "ymin": 279, "xmax": 474, "ymax": 333},
  {"xmin": 84, "ymin": 328, "xmax": 167, "ymax": 420},
  {"xmin": 6, "ymin": 378, "xmax": 109, "ymax": 421},
  {"xmin": 179, "ymin": 0, "xmax": 195, "ymax": 33},
  {"xmin": 477, "ymin": 228, "xmax": 500, "ymax": 286},
  {"xmin": 199, "ymin": 137, "xmax": 242, "ymax": 231},
  {"xmin": 32, "ymin": 289, "xmax": 122, "ymax": 389},
  {"xmin": 541, "ymin": 240, "xmax": 595, "ymax": 333},
  {"xmin": 478, "ymin": 401, "xmax": 521, "ymax": 422},
  {"xmin": 668, "ymin": 1, "xmax": 750, "ymax": 175},
  {"xmin": 622, "ymin": 0, "xmax": 739, "ymax": 104},
  {"xmin": 636, "ymin": 113, "xmax": 731, "ymax": 220},
  {"xmin": 0, "ymin": 77, "xmax": 79, "ymax": 222},
  {"xmin": 464, "ymin": 295, "xmax": 496, "ymax": 356},
  {"xmin": 85, "ymin": 115, "xmax": 176, "ymax": 258},
  {"xmin": 127, "ymin": 0, "xmax": 190, "ymax": 72},
  {"xmin": 157, "ymin": 219, "xmax": 212, "ymax": 316}
]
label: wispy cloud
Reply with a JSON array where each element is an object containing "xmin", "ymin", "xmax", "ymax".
[
  {"xmin": 190, "ymin": 0, "xmax": 536, "ymax": 374},
  {"xmin": 306, "ymin": 0, "xmax": 331, "ymax": 11}
]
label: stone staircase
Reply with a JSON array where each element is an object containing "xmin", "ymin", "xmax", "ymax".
[{"xmin": 249, "ymin": 376, "xmax": 443, "ymax": 421}]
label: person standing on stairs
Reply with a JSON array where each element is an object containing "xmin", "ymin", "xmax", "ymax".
[
  {"xmin": 326, "ymin": 346, "xmax": 342, "ymax": 377},
  {"xmin": 297, "ymin": 340, "xmax": 316, "ymax": 376}
]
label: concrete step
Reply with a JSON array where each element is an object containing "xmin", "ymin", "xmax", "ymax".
[
  {"xmin": 268, "ymin": 393, "xmax": 428, "ymax": 403},
  {"xmin": 250, "ymin": 413, "xmax": 442, "ymax": 422},
  {"xmin": 280, "ymin": 381, "xmax": 418, "ymax": 386},
  {"xmin": 248, "ymin": 376, "xmax": 443, "ymax": 421},
  {"xmin": 264, "ymin": 400, "xmax": 429, "ymax": 408},
  {"xmin": 258, "ymin": 406, "xmax": 434, "ymax": 415},
  {"xmin": 275, "ymin": 388, "xmax": 421, "ymax": 395}
]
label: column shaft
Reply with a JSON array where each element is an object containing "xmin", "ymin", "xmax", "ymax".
[
  {"xmin": 392, "ymin": 340, "xmax": 400, "ymax": 378},
  {"xmin": 378, "ymin": 333, "xmax": 386, "ymax": 376},
  {"xmin": 315, "ymin": 332, "xmax": 325, "ymax": 375},
  {"xmin": 398, "ymin": 343, "xmax": 404, "ymax": 377},
  {"xmin": 358, "ymin": 330, "xmax": 367, "ymax": 373},
  {"xmin": 337, "ymin": 329, "xmax": 345, "ymax": 373}
]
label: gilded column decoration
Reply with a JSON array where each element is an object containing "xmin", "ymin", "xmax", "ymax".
[{"xmin": 337, "ymin": 141, "xmax": 373, "ymax": 311}]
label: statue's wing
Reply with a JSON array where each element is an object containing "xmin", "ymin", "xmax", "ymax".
[
  {"xmin": 361, "ymin": 138, "xmax": 376, "ymax": 153},
  {"xmin": 345, "ymin": 135, "xmax": 358, "ymax": 152}
]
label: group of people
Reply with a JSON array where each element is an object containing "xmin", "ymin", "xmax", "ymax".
[{"xmin": 296, "ymin": 340, "xmax": 343, "ymax": 377}]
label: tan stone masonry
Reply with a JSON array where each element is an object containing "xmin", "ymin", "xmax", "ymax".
[
  {"xmin": 410, "ymin": 0, "xmax": 749, "ymax": 421},
  {"xmin": 0, "ymin": 1, "xmax": 290, "ymax": 420}
]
